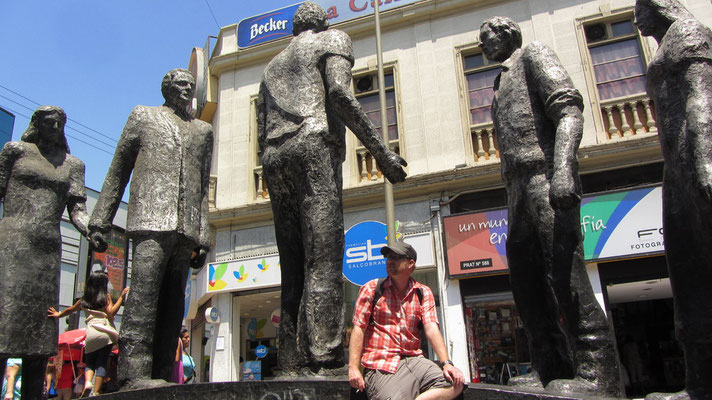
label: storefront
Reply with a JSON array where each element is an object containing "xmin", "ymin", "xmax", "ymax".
[
  {"xmin": 442, "ymin": 164, "xmax": 683, "ymax": 395},
  {"xmin": 188, "ymin": 200, "xmax": 447, "ymax": 381}
]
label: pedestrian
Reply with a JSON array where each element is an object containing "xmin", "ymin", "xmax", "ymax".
[
  {"xmin": 48, "ymin": 272, "xmax": 129, "ymax": 397},
  {"xmin": 1, "ymin": 358, "xmax": 21, "ymax": 400},
  {"xmin": 173, "ymin": 329, "xmax": 195, "ymax": 384},
  {"xmin": 348, "ymin": 242, "xmax": 465, "ymax": 400}
]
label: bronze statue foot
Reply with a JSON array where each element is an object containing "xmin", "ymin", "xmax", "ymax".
[
  {"xmin": 124, "ymin": 378, "xmax": 175, "ymax": 390},
  {"xmin": 645, "ymin": 390, "xmax": 691, "ymax": 400},
  {"xmin": 546, "ymin": 377, "xmax": 600, "ymax": 395},
  {"xmin": 508, "ymin": 371, "xmax": 544, "ymax": 390}
]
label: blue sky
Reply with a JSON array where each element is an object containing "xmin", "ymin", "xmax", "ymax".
[{"xmin": 0, "ymin": 0, "xmax": 297, "ymax": 194}]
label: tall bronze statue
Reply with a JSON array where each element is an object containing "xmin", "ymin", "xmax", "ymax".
[
  {"xmin": 480, "ymin": 17, "xmax": 622, "ymax": 396},
  {"xmin": 0, "ymin": 106, "xmax": 91, "ymax": 399},
  {"xmin": 257, "ymin": 2, "xmax": 407, "ymax": 377},
  {"xmin": 635, "ymin": 1, "xmax": 712, "ymax": 399},
  {"xmin": 89, "ymin": 69, "xmax": 213, "ymax": 389}
]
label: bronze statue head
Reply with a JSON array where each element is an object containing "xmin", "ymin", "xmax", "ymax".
[
  {"xmin": 21, "ymin": 105, "xmax": 70, "ymax": 153},
  {"xmin": 635, "ymin": 0, "xmax": 694, "ymax": 40},
  {"xmin": 161, "ymin": 68, "xmax": 195, "ymax": 115},
  {"xmin": 293, "ymin": 2, "xmax": 329, "ymax": 36},
  {"xmin": 480, "ymin": 16, "xmax": 523, "ymax": 63}
]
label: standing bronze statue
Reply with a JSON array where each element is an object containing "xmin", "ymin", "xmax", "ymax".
[
  {"xmin": 0, "ymin": 106, "xmax": 91, "ymax": 399},
  {"xmin": 635, "ymin": 1, "xmax": 712, "ymax": 399},
  {"xmin": 257, "ymin": 2, "xmax": 407, "ymax": 377},
  {"xmin": 480, "ymin": 17, "xmax": 622, "ymax": 396},
  {"xmin": 89, "ymin": 69, "xmax": 213, "ymax": 389}
]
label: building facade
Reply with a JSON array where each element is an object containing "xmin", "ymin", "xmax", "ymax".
[
  {"xmin": 186, "ymin": 0, "xmax": 711, "ymax": 395},
  {"xmin": 0, "ymin": 106, "xmax": 14, "ymax": 148}
]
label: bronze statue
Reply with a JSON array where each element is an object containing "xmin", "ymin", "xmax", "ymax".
[
  {"xmin": 0, "ymin": 106, "xmax": 91, "ymax": 399},
  {"xmin": 257, "ymin": 2, "xmax": 407, "ymax": 377},
  {"xmin": 480, "ymin": 16, "xmax": 622, "ymax": 396},
  {"xmin": 89, "ymin": 69, "xmax": 213, "ymax": 389},
  {"xmin": 636, "ymin": 1, "xmax": 712, "ymax": 398}
]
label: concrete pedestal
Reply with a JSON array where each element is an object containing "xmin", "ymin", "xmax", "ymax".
[{"xmin": 95, "ymin": 380, "xmax": 623, "ymax": 400}]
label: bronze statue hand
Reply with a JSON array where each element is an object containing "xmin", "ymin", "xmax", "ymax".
[
  {"xmin": 549, "ymin": 173, "xmax": 580, "ymax": 210},
  {"xmin": 378, "ymin": 152, "xmax": 408, "ymax": 184},
  {"xmin": 190, "ymin": 247, "xmax": 208, "ymax": 270},
  {"xmin": 89, "ymin": 230, "xmax": 109, "ymax": 253}
]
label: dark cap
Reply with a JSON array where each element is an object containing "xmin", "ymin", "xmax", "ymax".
[{"xmin": 380, "ymin": 241, "xmax": 417, "ymax": 262}]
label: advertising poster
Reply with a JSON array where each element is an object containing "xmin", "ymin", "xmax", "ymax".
[
  {"xmin": 444, "ymin": 186, "xmax": 664, "ymax": 278},
  {"xmin": 443, "ymin": 208, "xmax": 509, "ymax": 278},
  {"xmin": 207, "ymin": 254, "xmax": 280, "ymax": 294},
  {"xmin": 238, "ymin": 0, "xmax": 427, "ymax": 49},
  {"xmin": 89, "ymin": 227, "xmax": 128, "ymax": 300}
]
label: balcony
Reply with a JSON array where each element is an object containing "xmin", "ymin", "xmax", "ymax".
[
  {"xmin": 356, "ymin": 140, "xmax": 400, "ymax": 183},
  {"xmin": 600, "ymin": 93, "xmax": 657, "ymax": 139},
  {"xmin": 471, "ymin": 122, "xmax": 500, "ymax": 164},
  {"xmin": 253, "ymin": 166, "xmax": 269, "ymax": 200}
]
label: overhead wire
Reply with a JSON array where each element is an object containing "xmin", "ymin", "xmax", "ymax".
[
  {"xmin": 204, "ymin": 0, "xmax": 221, "ymax": 29},
  {"xmin": 0, "ymin": 83, "xmax": 117, "ymax": 145},
  {"xmin": 0, "ymin": 104, "xmax": 115, "ymax": 156}
]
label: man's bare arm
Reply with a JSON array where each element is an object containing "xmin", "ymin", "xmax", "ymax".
[{"xmin": 348, "ymin": 325, "xmax": 366, "ymax": 391}]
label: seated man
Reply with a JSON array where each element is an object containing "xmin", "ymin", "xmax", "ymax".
[{"xmin": 349, "ymin": 242, "xmax": 465, "ymax": 400}]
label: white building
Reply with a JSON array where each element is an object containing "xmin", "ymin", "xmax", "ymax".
[{"xmin": 185, "ymin": 0, "xmax": 711, "ymax": 394}]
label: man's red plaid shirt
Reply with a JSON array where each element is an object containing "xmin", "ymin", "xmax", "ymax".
[{"xmin": 352, "ymin": 277, "xmax": 439, "ymax": 373}]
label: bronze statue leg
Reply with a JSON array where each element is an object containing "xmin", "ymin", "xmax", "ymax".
[
  {"xmin": 118, "ymin": 233, "xmax": 173, "ymax": 388},
  {"xmin": 506, "ymin": 174, "xmax": 573, "ymax": 386},
  {"xmin": 152, "ymin": 237, "xmax": 194, "ymax": 381}
]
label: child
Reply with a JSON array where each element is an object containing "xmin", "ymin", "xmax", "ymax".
[{"xmin": 48, "ymin": 272, "xmax": 129, "ymax": 397}]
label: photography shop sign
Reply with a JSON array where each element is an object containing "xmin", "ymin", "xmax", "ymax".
[{"xmin": 443, "ymin": 186, "xmax": 664, "ymax": 278}]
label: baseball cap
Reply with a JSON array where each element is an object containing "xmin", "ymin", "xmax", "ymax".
[{"xmin": 380, "ymin": 241, "xmax": 417, "ymax": 262}]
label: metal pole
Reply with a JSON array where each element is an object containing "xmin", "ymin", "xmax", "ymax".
[{"xmin": 373, "ymin": 0, "xmax": 397, "ymax": 245}]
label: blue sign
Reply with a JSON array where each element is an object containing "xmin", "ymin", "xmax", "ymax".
[
  {"xmin": 343, "ymin": 221, "xmax": 388, "ymax": 286},
  {"xmin": 237, "ymin": 0, "xmax": 426, "ymax": 49},
  {"xmin": 238, "ymin": 4, "xmax": 300, "ymax": 48},
  {"xmin": 255, "ymin": 345, "xmax": 268, "ymax": 359}
]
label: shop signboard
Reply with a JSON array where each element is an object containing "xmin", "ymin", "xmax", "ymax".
[
  {"xmin": 343, "ymin": 221, "xmax": 388, "ymax": 285},
  {"xmin": 206, "ymin": 254, "xmax": 280, "ymax": 294},
  {"xmin": 88, "ymin": 227, "xmax": 128, "ymax": 300},
  {"xmin": 444, "ymin": 186, "xmax": 664, "ymax": 278},
  {"xmin": 580, "ymin": 186, "xmax": 663, "ymax": 261},
  {"xmin": 443, "ymin": 208, "xmax": 509, "ymax": 278},
  {"xmin": 237, "ymin": 0, "xmax": 427, "ymax": 49},
  {"xmin": 343, "ymin": 221, "xmax": 434, "ymax": 286}
]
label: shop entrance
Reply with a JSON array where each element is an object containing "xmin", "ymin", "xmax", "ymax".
[
  {"xmin": 237, "ymin": 290, "xmax": 281, "ymax": 380},
  {"xmin": 600, "ymin": 257, "xmax": 684, "ymax": 397}
]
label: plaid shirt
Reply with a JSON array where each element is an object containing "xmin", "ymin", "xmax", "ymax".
[{"xmin": 352, "ymin": 277, "xmax": 439, "ymax": 373}]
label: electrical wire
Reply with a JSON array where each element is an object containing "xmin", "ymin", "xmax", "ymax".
[
  {"xmin": 0, "ymin": 83, "xmax": 117, "ymax": 144},
  {"xmin": 205, "ymin": 0, "xmax": 221, "ymax": 29},
  {"xmin": 0, "ymin": 105, "xmax": 115, "ymax": 156}
]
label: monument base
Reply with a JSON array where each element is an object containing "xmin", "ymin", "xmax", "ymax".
[{"xmin": 95, "ymin": 380, "xmax": 623, "ymax": 399}]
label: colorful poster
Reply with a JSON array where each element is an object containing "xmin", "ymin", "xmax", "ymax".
[
  {"xmin": 206, "ymin": 254, "xmax": 280, "ymax": 294},
  {"xmin": 443, "ymin": 209, "xmax": 509, "ymax": 278},
  {"xmin": 443, "ymin": 186, "xmax": 664, "ymax": 278},
  {"xmin": 580, "ymin": 186, "xmax": 663, "ymax": 261},
  {"xmin": 89, "ymin": 227, "xmax": 128, "ymax": 300}
]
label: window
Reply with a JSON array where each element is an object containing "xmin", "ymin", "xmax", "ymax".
[
  {"xmin": 461, "ymin": 50, "xmax": 500, "ymax": 163},
  {"xmin": 353, "ymin": 69, "xmax": 400, "ymax": 182},
  {"xmin": 580, "ymin": 13, "xmax": 656, "ymax": 139},
  {"xmin": 585, "ymin": 19, "xmax": 646, "ymax": 100}
]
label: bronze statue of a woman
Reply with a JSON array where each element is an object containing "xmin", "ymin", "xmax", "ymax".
[
  {"xmin": 636, "ymin": 0, "xmax": 712, "ymax": 399},
  {"xmin": 0, "ymin": 106, "xmax": 91, "ymax": 399}
]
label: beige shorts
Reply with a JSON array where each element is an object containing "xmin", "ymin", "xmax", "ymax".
[{"xmin": 364, "ymin": 356, "xmax": 452, "ymax": 400}]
